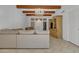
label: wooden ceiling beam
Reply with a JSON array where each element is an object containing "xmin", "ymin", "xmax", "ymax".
[
  {"xmin": 26, "ymin": 14, "xmax": 52, "ymax": 16},
  {"xmin": 26, "ymin": 14, "xmax": 35, "ymax": 16},
  {"xmin": 22, "ymin": 11, "xmax": 55, "ymax": 13},
  {"xmin": 16, "ymin": 5, "xmax": 61, "ymax": 9},
  {"xmin": 22, "ymin": 11, "xmax": 35, "ymax": 13},
  {"xmin": 44, "ymin": 11, "xmax": 55, "ymax": 13},
  {"xmin": 43, "ymin": 14, "xmax": 52, "ymax": 16}
]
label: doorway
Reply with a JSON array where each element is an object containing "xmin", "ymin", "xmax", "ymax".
[{"xmin": 49, "ymin": 15, "xmax": 62, "ymax": 39}]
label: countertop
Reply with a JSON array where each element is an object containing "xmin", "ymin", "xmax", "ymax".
[
  {"xmin": 0, "ymin": 29, "xmax": 18, "ymax": 34},
  {"xmin": 0, "ymin": 29, "xmax": 49, "ymax": 35}
]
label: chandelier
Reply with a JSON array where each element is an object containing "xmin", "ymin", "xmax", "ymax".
[{"xmin": 35, "ymin": 8, "xmax": 44, "ymax": 15}]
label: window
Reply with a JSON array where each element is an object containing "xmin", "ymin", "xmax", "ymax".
[
  {"xmin": 31, "ymin": 18, "xmax": 47, "ymax": 31},
  {"xmin": 43, "ymin": 22, "xmax": 47, "ymax": 31}
]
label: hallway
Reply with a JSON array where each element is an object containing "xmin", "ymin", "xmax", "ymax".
[{"xmin": 0, "ymin": 37, "xmax": 79, "ymax": 53}]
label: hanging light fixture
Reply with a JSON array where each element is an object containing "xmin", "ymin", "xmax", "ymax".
[{"xmin": 35, "ymin": 8, "xmax": 44, "ymax": 15}]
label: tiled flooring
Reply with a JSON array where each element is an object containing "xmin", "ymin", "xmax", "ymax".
[{"xmin": 0, "ymin": 37, "xmax": 79, "ymax": 53}]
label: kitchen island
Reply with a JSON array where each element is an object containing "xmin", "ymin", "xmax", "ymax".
[{"xmin": 0, "ymin": 29, "xmax": 49, "ymax": 48}]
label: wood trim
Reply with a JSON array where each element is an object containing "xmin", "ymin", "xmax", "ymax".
[{"xmin": 16, "ymin": 5, "xmax": 61, "ymax": 9}]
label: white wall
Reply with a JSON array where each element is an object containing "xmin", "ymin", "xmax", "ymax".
[
  {"xmin": 0, "ymin": 5, "xmax": 27, "ymax": 29},
  {"xmin": 61, "ymin": 6, "xmax": 70, "ymax": 41},
  {"xmin": 0, "ymin": 5, "xmax": 52, "ymax": 30},
  {"xmin": 62, "ymin": 5, "xmax": 79, "ymax": 45}
]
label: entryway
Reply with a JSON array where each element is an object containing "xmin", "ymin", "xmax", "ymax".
[{"xmin": 49, "ymin": 15, "xmax": 62, "ymax": 39}]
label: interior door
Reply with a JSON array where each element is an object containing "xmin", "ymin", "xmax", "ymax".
[{"xmin": 69, "ymin": 10, "xmax": 79, "ymax": 46}]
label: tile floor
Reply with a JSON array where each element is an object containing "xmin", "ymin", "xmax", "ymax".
[{"xmin": 0, "ymin": 37, "xmax": 79, "ymax": 53}]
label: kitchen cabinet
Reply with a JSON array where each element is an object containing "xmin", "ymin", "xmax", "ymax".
[
  {"xmin": 17, "ymin": 35, "xmax": 49, "ymax": 48},
  {"xmin": 0, "ymin": 35, "xmax": 16, "ymax": 48}
]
